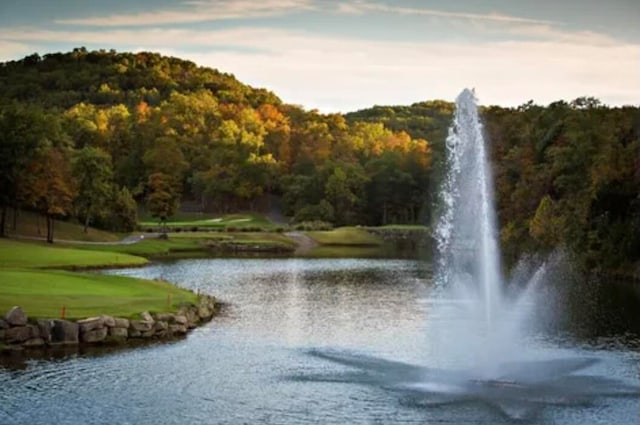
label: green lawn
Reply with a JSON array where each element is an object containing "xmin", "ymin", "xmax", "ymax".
[
  {"xmin": 139, "ymin": 213, "xmax": 273, "ymax": 229},
  {"xmin": 0, "ymin": 239, "xmax": 148, "ymax": 269},
  {"xmin": 306, "ymin": 227, "xmax": 383, "ymax": 246},
  {"xmin": 0, "ymin": 269, "xmax": 197, "ymax": 319},
  {"xmin": 73, "ymin": 238, "xmax": 206, "ymax": 257}
]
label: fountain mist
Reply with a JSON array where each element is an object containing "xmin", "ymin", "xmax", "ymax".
[{"xmin": 298, "ymin": 89, "xmax": 639, "ymax": 421}]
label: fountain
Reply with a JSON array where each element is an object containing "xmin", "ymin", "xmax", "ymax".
[{"xmin": 294, "ymin": 89, "xmax": 639, "ymax": 421}]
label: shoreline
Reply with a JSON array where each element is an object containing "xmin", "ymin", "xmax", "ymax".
[{"xmin": 1, "ymin": 295, "xmax": 219, "ymax": 357}]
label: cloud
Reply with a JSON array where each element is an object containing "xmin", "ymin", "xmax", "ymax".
[
  {"xmin": 338, "ymin": 0, "xmax": 557, "ymax": 26},
  {"xmin": 0, "ymin": 26, "xmax": 637, "ymax": 111},
  {"xmin": 0, "ymin": 40, "xmax": 33, "ymax": 62},
  {"xmin": 54, "ymin": 0, "xmax": 315, "ymax": 26}
]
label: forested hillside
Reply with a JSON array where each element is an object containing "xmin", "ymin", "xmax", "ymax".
[
  {"xmin": 347, "ymin": 99, "xmax": 640, "ymax": 273},
  {"xmin": 0, "ymin": 49, "xmax": 431, "ymax": 238},
  {"xmin": 1, "ymin": 48, "xmax": 638, "ymax": 274}
]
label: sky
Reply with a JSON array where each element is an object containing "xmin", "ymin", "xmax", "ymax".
[{"xmin": 0, "ymin": 0, "xmax": 638, "ymax": 112}]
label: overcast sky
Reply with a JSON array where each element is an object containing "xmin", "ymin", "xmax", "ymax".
[{"xmin": 1, "ymin": 0, "xmax": 638, "ymax": 112}]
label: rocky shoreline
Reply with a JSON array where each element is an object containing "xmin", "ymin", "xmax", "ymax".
[{"xmin": 0, "ymin": 295, "xmax": 218, "ymax": 355}]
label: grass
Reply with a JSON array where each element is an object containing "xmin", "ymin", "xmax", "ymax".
[
  {"xmin": 73, "ymin": 238, "xmax": 206, "ymax": 257},
  {"xmin": 4, "ymin": 210, "xmax": 120, "ymax": 242},
  {"xmin": 0, "ymin": 239, "xmax": 148, "ymax": 269},
  {"xmin": 139, "ymin": 212, "xmax": 273, "ymax": 229},
  {"xmin": 0, "ymin": 269, "xmax": 197, "ymax": 319},
  {"xmin": 370, "ymin": 224, "xmax": 429, "ymax": 230},
  {"xmin": 306, "ymin": 227, "xmax": 383, "ymax": 246}
]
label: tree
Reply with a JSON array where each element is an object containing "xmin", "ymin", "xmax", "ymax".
[
  {"xmin": 72, "ymin": 147, "xmax": 113, "ymax": 232},
  {"xmin": 22, "ymin": 147, "xmax": 75, "ymax": 243},
  {"xmin": 0, "ymin": 104, "xmax": 49, "ymax": 236},
  {"xmin": 146, "ymin": 172, "xmax": 178, "ymax": 230},
  {"xmin": 107, "ymin": 187, "xmax": 137, "ymax": 232}
]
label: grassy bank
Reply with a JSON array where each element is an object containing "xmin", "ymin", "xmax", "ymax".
[
  {"xmin": 139, "ymin": 213, "xmax": 274, "ymax": 230},
  {"xmin": 0, "ymin": 239, "xmax": 147, "ymax": 269},
  {"xmin": 0, "ymin": 269, "xmax": 197, "ymax": 319},
  {"xmin": 306, "ymin": 227, "xmax": 383, "ymax": 246},
  {"xmin": 0, "ymin": 238, "xmax": 200, "ymax": 320}
]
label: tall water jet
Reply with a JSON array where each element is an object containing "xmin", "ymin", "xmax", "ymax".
[{"xmin": 435, "ymin": 88, "xmax": 502, "ymax": 331}]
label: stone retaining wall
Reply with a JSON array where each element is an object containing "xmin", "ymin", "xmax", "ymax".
[{"xmin": 0, "ymin": 296, "xmax": 217, "ymax": 354}]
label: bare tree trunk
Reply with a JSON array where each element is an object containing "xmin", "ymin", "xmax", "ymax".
[
  {"xmin": 46, "ymin": 215, "xmax": 54, "ymax": 243},
  {"xmin": 84, "ymin": 214, "xmax": 90, "ymax": 234},
  {"xmin": 12, "ymin": 206, "xmax": 19, "ymax": 231},
  {"xmin": 0, "ymin": 206, "xmax": 6, "ymax": 237}
]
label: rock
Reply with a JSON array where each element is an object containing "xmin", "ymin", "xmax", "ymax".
[
  {"xmin": 27, "ymin": 324, "xmax": 40, "ymax": 339},
  {"xmin": 0, "ymin": 319, "xmax": 9, "ymax": 329},
  {"xmin": 37, "ymin": 319, "xmax": 53, "ymax": 343},
  {"xmin": 81, "ymin": 327, "xmax": 108, "ymax": 343},
  {"xmin": 154, "ymin": 313, "xmax": 174, "ymax": 322},
  {"xmin": 153, "ymin": 321, "xmax": 168, "ymax": 332},
  {"xmin": 128, "ymin": 329, "xmax": 141, "ymax": 338},
  {"xmin": 101, "ymin": 315, "xmax": 116, "ymax": 328},
  {"xmin": 130, "ymin": 320, "xmax": 153, "ymax": 332},
  {"xmin": 169, "ymin": 324, "xmax": 187, "ymax": 335},
  {"xmin": 141, "ymin": 330, "xmax": 155, "ymax": 338},
  {"xmin": 23, "ymin": 338, "xmax": 45, "ymax": 348},
  {"xmin": 4, "ymin": 306, "xmax": 27, "ymax": 326},
  {"xmin": 197, "ymin": 305, "xmax": 212, "ymax": 320},
  {"xmin": 113, "ymin": 317, "xmax": 130, "ymax": 328},
  {"xmin": 51, "ymin": 320, "xmax": 79, "ymax": 345},
  {"xmin": 183, "ymin": 309, "xmax": 199, "ymax": 326},
  {"xmin": 77, "ymin": 317, "xmax": 105, "ymax": 333},
  {"xmin": 173, "ymin": 315, "xmax": 188, "ymax": 325},
  {"xmin": 140, "ymin": 312, "xmax": 154, "ymax": 322},
  {"xmin": 0, "ymin": 329, "xmax": 5, "ymax": 341},
  {"xmin": 6, "ymin": 326, "xmax": 31, "ymax": 343},
  {"xmin": 108, "ymin": 327, "xmax": 128, "ymax": 338}
]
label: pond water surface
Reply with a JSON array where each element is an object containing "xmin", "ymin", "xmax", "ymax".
[{"xmin": 1, "ymin": 258, "xmax": 638, "ymax": 424}]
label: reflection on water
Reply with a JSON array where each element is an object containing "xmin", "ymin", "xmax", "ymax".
[{"xmin": 1, "ymin": 258, "xmax": 639, "ymax": 424}]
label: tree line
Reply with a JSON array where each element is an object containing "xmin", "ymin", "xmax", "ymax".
[
  {"xmin": 1, "ymin": 48, "xmax": 638, "ymax": 275},
  {"xmin": 0, "ymin": 48, "xmax": 431, "ymax": 241},
  {"xmin": 347, "ymin": 98, "xmax": 640, "ymax": 274}
]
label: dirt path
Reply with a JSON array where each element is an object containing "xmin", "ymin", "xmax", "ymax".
[
  {"xmin": 11, "ymin": 233, "xmax": 160, "ymax": 245},
  {"xmin": 285, "ymin": 232, "xmax": 318, "ymax": 255}
]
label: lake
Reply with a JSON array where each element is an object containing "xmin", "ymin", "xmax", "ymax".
[{"xmin": 1, "ymin": 257, "xmax": 638, "ymax": 424}]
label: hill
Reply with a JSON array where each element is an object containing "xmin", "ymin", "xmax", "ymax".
[{"xmin": 0, "ymin": 48, "xmax": 638, "ymax": 275}]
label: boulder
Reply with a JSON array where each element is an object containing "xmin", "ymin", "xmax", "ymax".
[
  {"xmin": 0, "ymin": 329, "xmax": 5, "ymax": 341},
  {"xmin": 173, "ymin": 315, "xmax": 188, "ymax": 325},
  {"xmin": 141, "ymin": 330, "xmax": 155, "ymax": 338},
  {"xmin": 113, "ymin": 317, "xmax": 130, "ymax": 329},
  {"xmin": 0, "ymin": 319, "xmax": 9, "ymax": 329},
  {"xmin": 128, "ymin": 329, "xmax": 141, "ymax": 338},
  {"xmin": 154, "ymin": 313, "xmax": 175, "ymax": 322},
  {"xmin": 101, "ymin": 315, "xmax": 116, "ymax": 328},
  {"xmin": 23, "ymin": 338, "xmax": 45, "ymax": 348},
  {"xmin": 197, "ymin": 305, "xmax": 212, "ymax": 320},
  {"xmin": 6, "ymin": 326, "xmax": 32, "ymax": 343},
  {"xmin": 130, "ymin": 320, "xmax": 154, "ymax": 332},
  {"xmin": 140, "ymin": 311, "xmax": 154, "ymax": 322},
  {"xmin": 153, "ymin": 321, "xmax": 168, "ymax": 332},
  {"xmin": 4, "ymin": 306, "xmax": 27, "ymax": 326},
  {"xmin": 37, "ymin": 319, "xmax": 53, "ymax": 343},
  {"xmin": 81, "ymin": 327, "xmax": 108, "ymax": 343},
  {"xmin": 51, "ymin": 320, "xmax": 79, "ymax": 345},
  {"xmin": 108, "ymin": 327, "xmax": 128, "ymax": 339},
  {"xmin": 169, "ymin": 324, "xmax": 188, "ymax": 335},
  {"xmin": 77, "ymin": 317, "xmax": 105, "ymax": 333}
]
